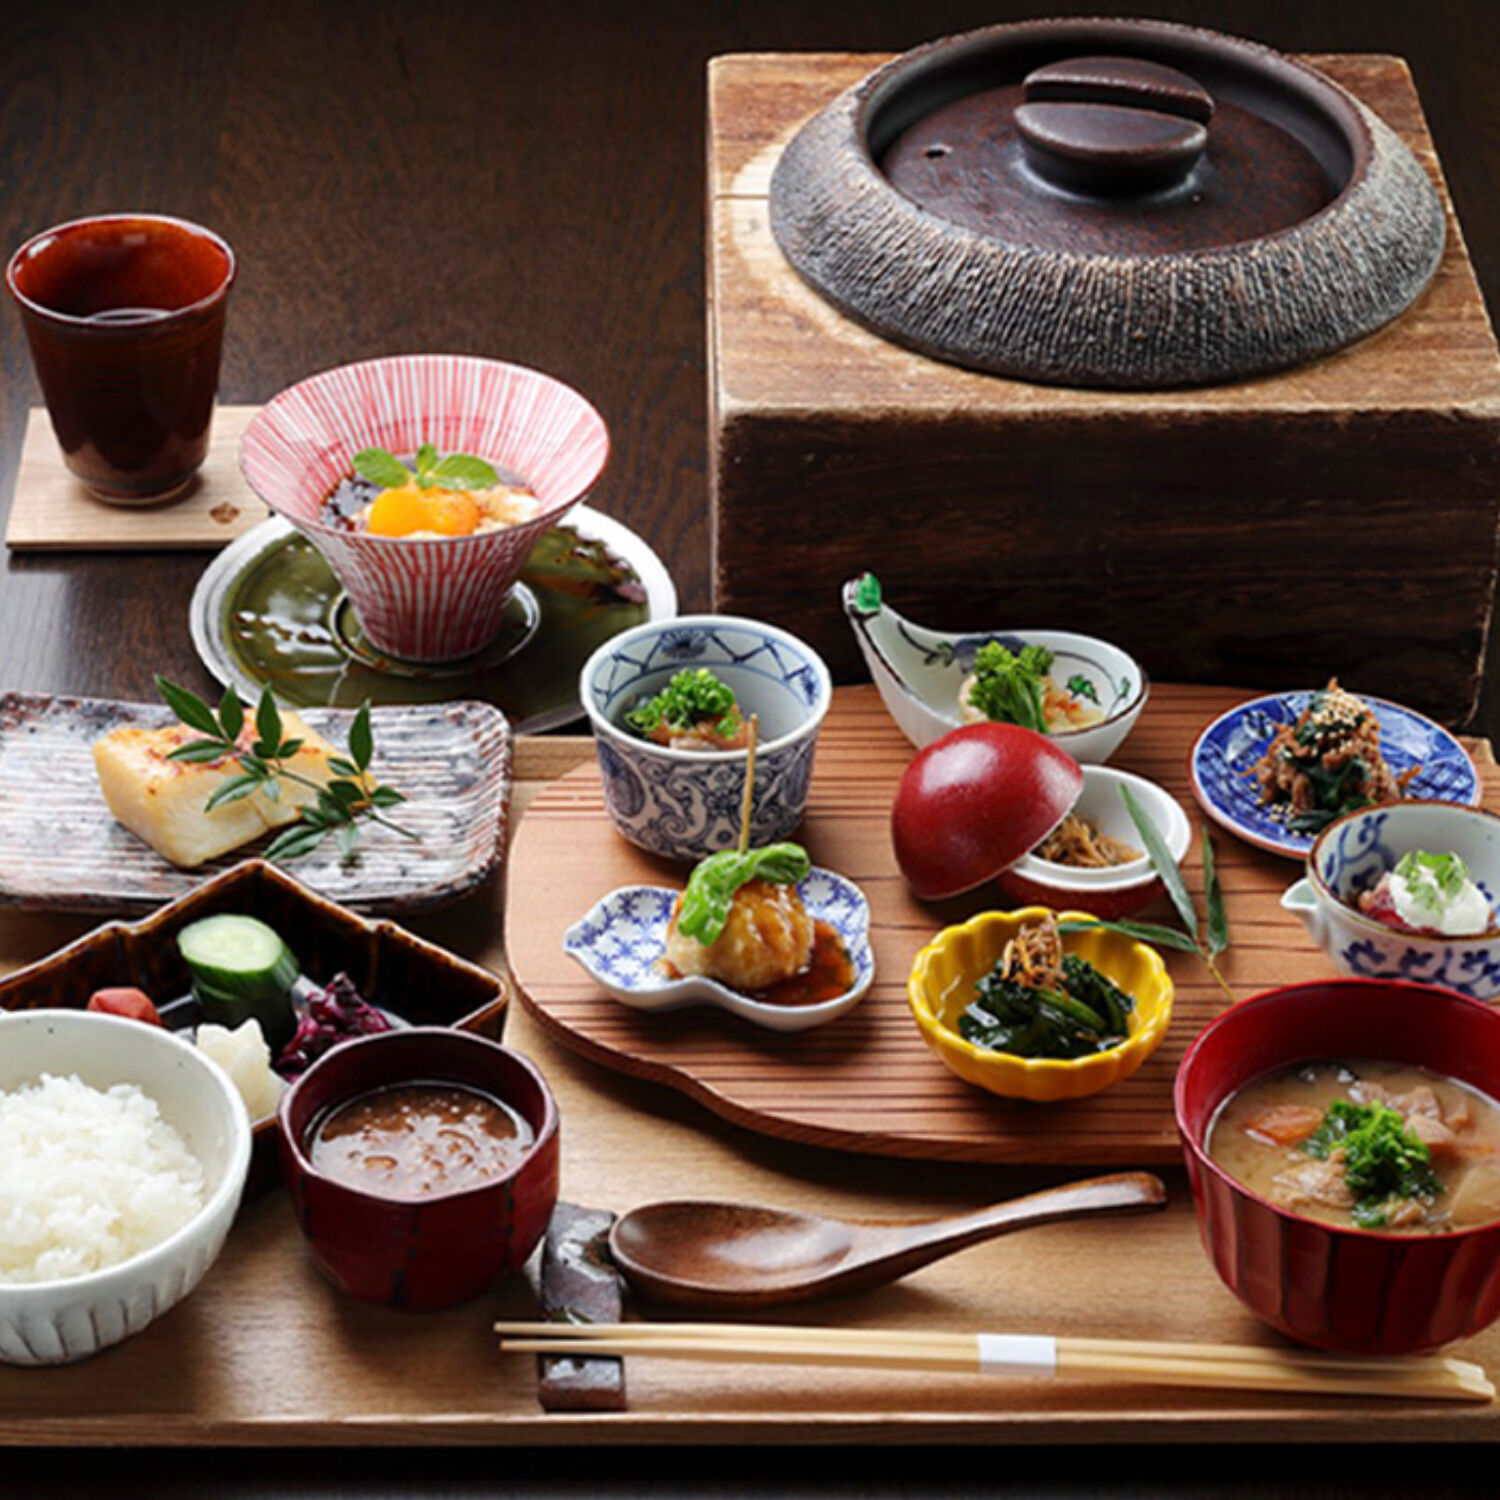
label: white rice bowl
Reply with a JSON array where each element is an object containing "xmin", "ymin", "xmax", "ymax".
[
  {"xmin": 0, "ymin": 1073, "xmax": 206, "ymax": 1285},
  {"xmin": 0, "ymin": 1010, "xmax": 251, "ymax": 1365}
]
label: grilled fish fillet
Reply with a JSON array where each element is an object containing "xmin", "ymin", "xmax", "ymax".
[{"xmin": 94, "ymin": 714, "xmax": 338, "ymax": 868}]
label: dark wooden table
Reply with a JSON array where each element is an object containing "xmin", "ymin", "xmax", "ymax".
[{"xmin": 1, "ymin": 1, "xmax": 1498, "ymax": 1492}]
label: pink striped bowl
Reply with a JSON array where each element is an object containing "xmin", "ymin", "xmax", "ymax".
[{"xmin": 239, "ymin": 355, "xmax": 609, "ymax": 661}]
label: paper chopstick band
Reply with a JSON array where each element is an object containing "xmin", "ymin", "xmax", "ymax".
[{"xmin": 975, "ymin": 1333, "xmax": 1058, "ymax": 1377}]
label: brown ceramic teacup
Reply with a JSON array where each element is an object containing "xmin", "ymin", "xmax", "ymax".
[{"xmin": 6, "ymin": 214, "xmax": 235, "ymax": 504}]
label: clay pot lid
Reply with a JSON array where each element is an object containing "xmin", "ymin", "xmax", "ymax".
[
  {"xmin": 769, "ymin": 17, "xmax": 1446, "ymax": 389},
  {"xmin": 891, "ymin": 723, "xmax": 1084, "ymax": 901}
]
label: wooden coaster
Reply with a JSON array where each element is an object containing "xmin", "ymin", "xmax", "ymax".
[{"xmin": 7, "ymin": 405, "xmax": 270, "ymax": 551}]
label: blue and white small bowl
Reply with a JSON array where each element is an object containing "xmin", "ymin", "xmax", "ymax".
[
  {"xmin": 1282, "ymin": 801, "xmax": 1500, "ymax": 1001},
  {"xmin": 563, "ymin": 868, "xmax": 874, "ymax": 1032},
  {"xmin": 580, "ymin": 615, "xmax": 832, "ymax": 862}
]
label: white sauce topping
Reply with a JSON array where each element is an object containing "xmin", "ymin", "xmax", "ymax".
[{"xmin": 1389, "ymin": 869, "xmax": 1493, "ymax": 937}]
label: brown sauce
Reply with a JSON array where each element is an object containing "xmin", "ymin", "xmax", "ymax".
[
  {"xmin": 662, "ymin": 921, "xmax": 855, "ymax": 1008},
  {"xmin": 309, "ymin": 1081, "xmax": 534, "ymax": 1197}
]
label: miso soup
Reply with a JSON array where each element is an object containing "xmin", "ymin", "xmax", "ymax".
[{"xmin": 1206, "ymin": 1058, "xmax": 1500, "ymax": 1234}]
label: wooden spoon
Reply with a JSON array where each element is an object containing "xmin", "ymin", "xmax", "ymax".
[{"xmin": 608, "ymin": 1171, "xmax": 1167, "ymax": 1309}]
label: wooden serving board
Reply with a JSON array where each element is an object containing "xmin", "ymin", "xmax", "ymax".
[
  {"xmin": 2, "ymin": 731, "xmax": 1498, "ymax": 1447},
  {"xmin": 6, "ymin": 406, "xmax": 269, "ymax": 551},
  {"xmin": 509, "ymin": 685, "xmax": 1500, "ymax": 1165}
]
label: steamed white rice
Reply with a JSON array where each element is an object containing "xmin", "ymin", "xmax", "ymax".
[{"xmin": 0, "ymin": 1072, "xmax": 206, "ymax": 1285}]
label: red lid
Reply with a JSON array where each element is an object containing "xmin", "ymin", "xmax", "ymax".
[{"xmin": 891, "ymin": 723, "xmax": 1084, "ymax": 900}]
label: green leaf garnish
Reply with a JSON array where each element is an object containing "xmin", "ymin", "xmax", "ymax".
[
  {"xmin": 217, "ymin": 686, "xmax": 244, "ymax": 744},
  {"xmin": 1394, "ymin": 850, "xmax": 1471, "ymax": 914},
  {"xmin": 1121, "ymin": 784, "xmax": 1197, "ymax": 944},
  {"xmin": 1202, "ymin": 828, "xmax": 1228, "ymax": 958},
  {"xmin": 155, "ymin": 675, "xmax": 221, "ymax": 739},
  {"xmin": 675, "ymin": 843, "xmax": 811, "ymax": 946},
  {"xmin": 351, "ymin": 444, "xmax": 500, "ymax": 493},
  {"xmin": 352, "ymin": 448, "xmax": 412, "ymax": 489},
  {"xmin": 1057, "ymin": 792, "xmax": 1236, "ymax": 1001},
  {"xmin": 1056, "ymin": 918, "xmax": 1199, "ymax": 954},
  {"xmin": 349, "ymin": 702, "xmax": 374, "ymax": 772},
  {"xmin": 624, "ymin": 669, "xmax": 743, "ymax": 742},
  {"xmin": 155, "ymin": 680, "xmax": 416, "ymax": 866},
  {"xmin": 964, "ymin": 641, "xmax": 1054, "ymax": 733},
  {"xmin": 429, "ymin": 453, "xmax": 501, "ymax": 489},
  {"xmin": 1302, "ymin": 1100, "xmax": 1442, "ymax": 1227},
  {"xmin": 166, "ymin": 739, "xmax": 234, "ymax": 764}
]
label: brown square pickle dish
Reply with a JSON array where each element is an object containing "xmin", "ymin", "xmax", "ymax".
[{"xmin": 0, "ymin": 860, "xmax": 507, "ymax": 1195}]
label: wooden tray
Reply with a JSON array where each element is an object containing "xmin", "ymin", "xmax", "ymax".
[
  {"xmin": 6, "ymin": 406, "xmax": 269, "ymax": 551},
  {"xmin": 509, "ymin": 684, "xmax": 1500, "ymax": 1165},
  {"xmin": 2, "ymin": 731, "xmax": 1497, "ymax": 1446}
]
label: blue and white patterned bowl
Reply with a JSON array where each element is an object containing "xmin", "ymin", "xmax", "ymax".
[
  {"xmin": 1282, "ymin": 800, "xmax": 1500, "ymax": 1001},
  {"xmin": 579, "ymin": 615, "xmax": 832, "ymax": 862},
  {"xmin": 1190, "ymin": 690, "xmax": 1479, "ymax": 860},
  {"xmin": 563, "ymin": 868, "xmax": 874, "ymax": 1032}
]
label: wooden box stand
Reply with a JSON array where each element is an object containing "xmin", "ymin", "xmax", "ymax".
[{"xmin": 707, "ymin": 52, "xmax": 1500, "ymax": 725}]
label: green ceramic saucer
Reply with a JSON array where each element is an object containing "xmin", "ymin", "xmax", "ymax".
[{"xmin": 190, "ymin": 506, "xmax": 676, "ymax": 733}]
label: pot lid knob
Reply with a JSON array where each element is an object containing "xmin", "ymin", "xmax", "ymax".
[{"xmin": 1015, "ymin": 55, "xmax": 1215, "ymax": 197}]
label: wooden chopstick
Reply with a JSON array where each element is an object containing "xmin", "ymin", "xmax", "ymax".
[{"xmin": 493, "ymin": 1321, "xmax": 1494, "ymax": 1403}]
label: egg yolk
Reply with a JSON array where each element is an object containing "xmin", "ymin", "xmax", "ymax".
[{"xmin": 365, "ymin": 483, "xmax": 482, "ymax": 538}]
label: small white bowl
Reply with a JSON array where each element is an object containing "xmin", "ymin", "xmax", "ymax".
[
  {"xmin": 563, "ymin": 867, "xmax": 874, "ymax": 1032},
  {"xmin": 580, "ymin": 614, "xmax": 833, "ymax": 862},
  {"xmin": 842, "ymin": 575, "xmax": 1146, "ymax": 761},
  {"xmin": 0, "ymin": 1010, "xmax": 252, "ymax": 1365},
  {"xmin": 998, "ymin": 765, "xmax": 1192, "ymax": 921},
  {"xmin": 1282, "ymin": 800, "xmax": 1500, "ymax": 1000}
]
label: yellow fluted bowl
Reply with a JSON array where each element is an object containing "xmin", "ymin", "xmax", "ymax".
[{"xmin": 907, "ymin": 907, "xmax": 1174, "ymax": 1102}]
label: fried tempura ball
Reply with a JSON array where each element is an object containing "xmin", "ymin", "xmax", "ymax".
[{"xmin": 664, "ymin": 879, "xmax": 814, "ymax": 993}]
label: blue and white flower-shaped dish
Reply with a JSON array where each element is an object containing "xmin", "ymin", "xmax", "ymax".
[
  {"xmin": 580, "ymin": 615, "xmax": 832, "ymax": 863},
  {"xmin": 563, "ymin": 867, "xmax": 874, "ymax": 1033},
  {"xmin": 842, "ymin": 574, "xmax": 1146, "ymax": 761},
  {"xmin": 1282, "ymin": 801, "xmax": 1500, "ymax": 1000},
  {"xmin": 1190, "ymin": 691, "xmax": 1480, "ymax": 860}
]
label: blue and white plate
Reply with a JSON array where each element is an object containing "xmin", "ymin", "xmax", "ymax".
[
  {"xmin": 1190, "ymin": 691, "xmax": 1480, "ymax": 860},
  {"xmin": 562, "ymin": 868, "xmax": 874, "ymax": 1032}
]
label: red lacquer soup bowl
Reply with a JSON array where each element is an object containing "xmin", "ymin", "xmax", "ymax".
[
  {"xmin": 278, "ymin": 1028, "xmax": 559, "ymax": 1312},
  {"xmin": 1175, "ymin": 978, "xmax": 1500, "ymax": 1354}
]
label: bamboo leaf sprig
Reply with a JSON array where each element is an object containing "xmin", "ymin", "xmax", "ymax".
[
  {"xmin": 1058, "ymin": 785, "xmax": 1234, "ymax": 1002},
  {"xmin": 155, "ymin": 676, "xmax": 416, "ymax": 864}
]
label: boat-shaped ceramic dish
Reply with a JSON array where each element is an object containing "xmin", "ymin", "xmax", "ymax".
[
  {"xmin": 843, "ymin": 575, "xmax": 1146, "ymax": 759},
  {"xmin": 563, "ymin": 868, "xmax": 874, "ymax": 1033}
]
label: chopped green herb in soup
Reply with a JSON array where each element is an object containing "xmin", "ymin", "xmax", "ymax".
[{"xmin": 1207, "ymin": 1059, "xmax": 1500, "ymax": 1233}]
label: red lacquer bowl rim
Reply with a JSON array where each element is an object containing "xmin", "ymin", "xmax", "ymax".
[
  {"xmin": 277, "ymin": 1026, "xmax": 559, "ymax": 1207},
  {"xmin": 1174, "ymin": 976, "xmax": 1500, "ymax": 1242}
]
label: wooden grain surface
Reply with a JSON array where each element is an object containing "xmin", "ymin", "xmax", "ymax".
[
  {"xmin": 508, "ymin": 685, "xmax": 1498, "ymax": 1165},
  {"xmin": 6, "ymin": 407, "xmax": 269, "ymax": 550},
  {"xmin": 709, "ymin": 52, "xmax": 1500, "ymax": 415},
  {"xmin": 4, "ymin": 0, "xmax": 1500, "ymax": 1491},
  {"xmin": 707, "ymin": 52, "xmax": 1500, "ymax": 720},
  {"xmin": 1, "ymin": 714, "xmax": 1498, "ymax": 1452}
]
